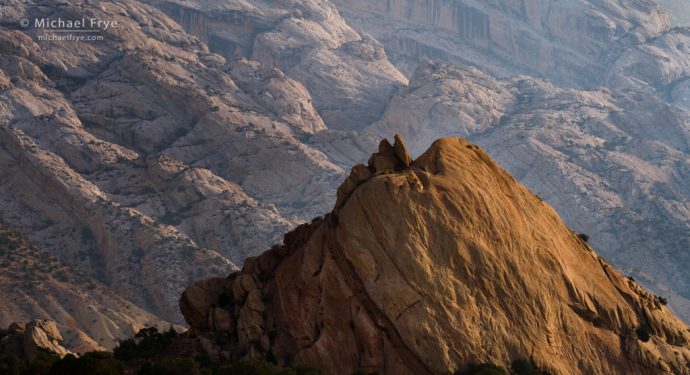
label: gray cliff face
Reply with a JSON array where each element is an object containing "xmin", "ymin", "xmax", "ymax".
[
  {"xmin": 606, "ymin": 27, "xmax": 690, "ymax": 112},
  {"xmin": 0, "ymin": 0, "xmax": 369, "ymax": 328},
  {"xmin": 656, "ymin": 0, "xmax": 690, "ymax": 26},
  {"xmin": 331, "ymin": 0, "xmax": 671, "ymax": 86},
  {"xmin": 144, "ymin": 0, "xmax": 408, "ymax": 131}
]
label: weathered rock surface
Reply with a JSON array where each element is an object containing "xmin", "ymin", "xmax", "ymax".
[
  {"xmin": 3, "ymin": 0, "xmax": 690, "ymax": 359},
  {"xmin": 226, "ymin": 58, "xmax": 326, "ymax": 134},
  {"xmin": 181, "ymin": 137, "xmax": 690, "ymax": 375},
  {"xmin": 0, "ymin": 1, "xmax": 384, "ymax": 334},
  {"xmin": 328, "ymin": 2, "xmax": 690, "ymax": 325},
  {"xmin": 656, "ymin": 0, "xmax": 690, "ymax": 26},
  {"xmin": 0, "ymin": 0, "xmax": 366, "ymax": 325},
  {"xmin": 0, "ymin": 227, "xmax": 170, "ymax": 352},
  {"xmin": 145, "ymin": 0, "xmax": 408, "ymax": 130},
  {"xmin": 332, "ymin": 0, "xmax": 670, "ymax": 86},
  {"xmin": 369, "ymin": 61, "xmax": 690, "ymax": 321},
  {"xmin": 607, "ymin": 27, "xmax": 690, "ymax": 111},
  {"xmin": 0, "ymin": 320, "xmax": 74, "ymax": 361}
]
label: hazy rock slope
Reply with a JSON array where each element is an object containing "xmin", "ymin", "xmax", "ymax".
[
  {"xmin": 655, "ymin": 0, "xmax": 690, "ymax": 26},
  {"xmin": 606, "ymin": 27, "xmax": 690, "ymax": 111},
  {"xmin": 369, "ymin": 61, "xmax": 690, "ymax": 321},
  {"xmin": 0, "ymin": 0, "xmax": 365, "ymax": 324},
  {"xmin": 332, "ymin": 0, "xmax": 671, "ymax": 86},
  {"xmin": 180, "ymin": 137, "xmax": 690, "ymax": 375},
  {"xmin": 0, "ymin": 227, "xmax": 168, "ymax": 352},
  {"xmin": 145, "ymin": 0, "xmax": 408, "ymax": 131}
]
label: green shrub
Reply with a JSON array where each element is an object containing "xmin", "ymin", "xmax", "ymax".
[
  {"xmin": 636, "ymin": 324, "xmax": 651, "ymax": 342},
  {"xmin": 577, "ymin": 233, "xmax": 590, "ymax": 243},
  {"xmin": 217, "ymin": 358, "xmax": 278, "ymax": 375},
  {"xmin": 215, "ymin": 358, "xmax": 323, "ymax": 375},
  {"xmin": 138, "ymin": 357, "xmax": 201, "ymax": 375},
  {"xmin": 511, "ymin": 358, "xmax": 547, "ymax": 374},
  {"xmin": 455, "ymin": 363, "xmax": 506, "ymax": 375},
  {"xmin": 0, "ymin": 354, "xmax": 24, "ymax": 375},
  {"xmin": 351, "ymin": 370, "xmax": 380, "ymax": 375},
  {"xmin": 27, "ymin": 350, "xmax": 60, "ymax": 374},
  {"xmin": 113, "ymin": 327, "xmax": 177, "ymax": 361},
  {"xmin": 290, "ymin": 364, "xmax": 322, "ymax": 375},
  {"xmin": 50, "ymin": 352, "xmax": 123, "ymax": 375}
]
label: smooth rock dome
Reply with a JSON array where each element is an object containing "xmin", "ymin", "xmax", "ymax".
[{"xmin": 181, "ymin": 136, "xmax": 690, "ymax": 375}]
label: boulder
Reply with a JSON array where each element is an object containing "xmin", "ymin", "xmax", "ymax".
[
  {"xmin": 179, "ymin": 278, "xmax": 234, "ymax": 331},
  {"xmin": 0, "ymin": 320, "xmax": 73, "ymax": 362}
]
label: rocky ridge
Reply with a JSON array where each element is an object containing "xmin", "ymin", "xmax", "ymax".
[
  {"xmin": 319, "ymin": 0, "xmax": 690, "ymax": 323},
  {"xmin": 0, "ymin": 0, "xmax": 373, "ymax": 326},
  {"xmin": 0, "ymin": 227, "xmax": 169, "ymax": 352},
  {"xmin": 144, "ymin": 0, "xmax": 408, "ymax": 131},
  {"xmin": 326, "ymin": 0, "xmax": 690, "ymax": 320},
  {"xmin": 180, "ymin": 136, "xmax": 690, "ymax": 375},
  {"xmin": 331, "ymin": 0, "xmax": 671, "ymax": 85},
  {"xmin": 368, "ymin": 61, "xmax": 690, "ymax": 321}
]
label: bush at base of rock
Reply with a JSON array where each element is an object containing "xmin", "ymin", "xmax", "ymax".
[
  {"xmin": 351, "ymin": 370, "xmax": 381, "ymax": 375},
  {"xmin": 455, "ymin": 363, "xmax": 507, "ymax": 375},
  {"xmin": 510, "ymin": 358, "xmax": 549, "ymax": 375},
  {"xmin": 0, "ymin": 355, "xmax": 23, "ymax": 375},
  {"xmin": 139, "ymin": 357, "xmax": 208, "ymax": 375},
  {"xmin": 0, "ymin": 350, "xmax": 60, "ymax": 375},
  {"xmin": 113, "ymin": 327, "xmax": 178, "ymax": 361},
  {"xmin": 217, "ymin": 358, "xmax": 322, "ymax": 375},
  {"xmin": 49, "ymin": 352, "xmax": 124, "ymax": 375}
]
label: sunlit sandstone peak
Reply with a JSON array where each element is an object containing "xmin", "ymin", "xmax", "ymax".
[{"xmin": 180, "ymin": 136, "xmax": 690, "ymax": 375}]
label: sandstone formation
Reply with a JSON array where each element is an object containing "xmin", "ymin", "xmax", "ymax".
[
  {"xmin": 180, "ymin": 137, "xmax": 690, "ymax": 375},
  {"xmin": 0, "ymin": 226, "xmax": 170, "ymax": 352},
  {"xmin": 145, "ymin": 0, "xmax": 408, "ymax": 130},
  {"xmin": 0, "ymin": 320, "xmax": 73, "ymax": 361},
  {"xmin": 368, "ymin": 61, "xmax": 690, "ymax": 321}
]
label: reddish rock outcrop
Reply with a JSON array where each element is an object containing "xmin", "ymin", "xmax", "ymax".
[{"xmin": 180, "ymin": 136, "xmax": 690, "ymax": 375}]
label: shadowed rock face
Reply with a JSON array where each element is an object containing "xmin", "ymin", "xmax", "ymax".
[{"xmin": 180, "ymin": 137, "xmax": 690, "ymax": 375}]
